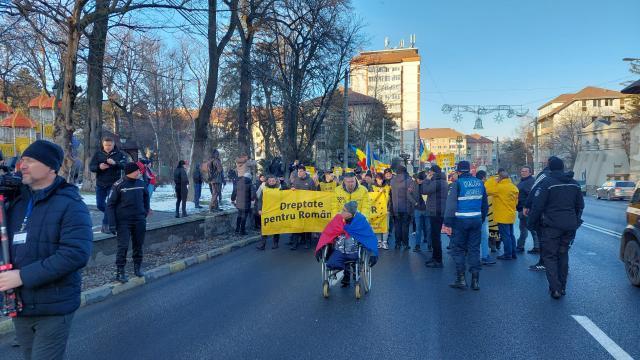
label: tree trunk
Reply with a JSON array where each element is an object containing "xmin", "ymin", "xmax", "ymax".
[
  {"xmin": 237, "ymin": 30, "xmax": 254, "ymax": 157},
  {"xmin": 189, "ymin": 0, "xmax": 237, "ymax": 188},
  {"xmin": 54, "ymin": 13, "xmax": 82, "ymax": 180},
  {"xmin": 82, "ymin": 0, "xmax": 108, "ymax": 191}
]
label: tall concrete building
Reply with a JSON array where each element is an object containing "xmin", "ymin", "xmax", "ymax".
[{"xmin": 350, "ymin": 41, "xmax": 420, "ymax": 162}]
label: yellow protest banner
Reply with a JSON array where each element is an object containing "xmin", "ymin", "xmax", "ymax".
[
  {"xmin": 368, "ymin": 191, "xmax": 388, "ymax": 234},
  {"xmin": 261, "ymin": 190, "xmax": 334, "ymax": 235},
  {"xmin": 261, "ymin": 188, "xmax": 390, "ymax": 235}
]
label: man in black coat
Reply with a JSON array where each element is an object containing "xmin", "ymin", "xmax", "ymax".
[
  {"xmin": 107, "ymin": 163, "xmax": 151, "ymax": 283},
  {"xmin": 422, "ymin": 165, "xmax": 448, "ymax": 268},
  {"xmin": 193, "ymin": 162, "xmax": 203, "ymax": 209},
  {"xmin": 516, "ymin": 166, "xmax": 538, "ymax": 253},
  {"xmin": 89, "ymin": 137, "xmax": 127, "ymax": 232},
  {"xmin": 527, "ymin": 156, "xmax": 584, "ymax": 299},
  {"xmin": 0, "ymin": 140, "xmax": 92, "ymax": 360}
]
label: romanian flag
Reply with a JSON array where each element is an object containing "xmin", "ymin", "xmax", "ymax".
[
  {"xmin": 365, "ymin": 142, "xmax": 374, "ymax": 172},
  {"xmin": 372, "ymin": 152, "xmax": 390, "ymax": 173},
  {"xmin": 350, "ymin": 144, "xmax": 367, "ymax": 171},
  {"xmin": 419, "ymin": 139, "xmax": 436, "ymax": 162}
]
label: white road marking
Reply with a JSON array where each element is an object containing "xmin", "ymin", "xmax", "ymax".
[
  {"xmin": 581, "ymin": 222, "xmax": 622, "ymax": 238},
  {"xmin": 572, "ymin": 315, "xmax": 634, "ymax": 360}
]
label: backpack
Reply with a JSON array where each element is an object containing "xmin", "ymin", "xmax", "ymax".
[{"xmin": 200, "ymin": 160, "xmax": 211, "ymax": 182}]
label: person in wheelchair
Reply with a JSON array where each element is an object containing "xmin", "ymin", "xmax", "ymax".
[{"xmin": 316, "ymin": 201, "xmax": 378, "ymax": 287}]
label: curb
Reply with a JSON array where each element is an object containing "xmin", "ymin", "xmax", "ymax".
[{"xmin": 0, "ymin": 235, "xmax": 261, "ymax": 336}]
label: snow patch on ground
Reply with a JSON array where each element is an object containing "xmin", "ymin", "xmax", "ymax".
[{"xmin": 81, "ymin": 183, "xmax": 235, "ymax": 213}]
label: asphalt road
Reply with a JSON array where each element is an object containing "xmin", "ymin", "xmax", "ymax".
[{"xmin": 1, "ymin": 197, "xmax": 638, "ymax": 360}]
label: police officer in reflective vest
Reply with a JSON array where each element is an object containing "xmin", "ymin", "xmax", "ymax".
[{"xmin": 443, "ymin": 161, "xmax": 489, "ymax": 290}]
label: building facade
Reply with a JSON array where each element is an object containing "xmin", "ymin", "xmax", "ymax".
[
  {"xmin": 466, "ymin": 133, "xmax": 494, "ymax": 167},
  {"xmin": 420, "ymin": 127, "xmax": 467, "ymax": 161},
  {"xmin": 350, "ymin": 47, "xmax": 420, "ymax": 161},
  {"xmin": 536, "ymin": 86, "xmax": 633, "ymax": 189}
]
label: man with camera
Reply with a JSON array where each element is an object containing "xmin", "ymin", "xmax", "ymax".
[
  {"xmin": 90, "ymin": 137, "xmax": 127, "ymax": 233},
  {"xmin": 0, "ymin": 140, "xmax": 93, "ymax": 359}
]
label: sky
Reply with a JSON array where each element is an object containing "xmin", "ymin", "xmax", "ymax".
[{"xmin": 351, "ymin": 0, "xmax": 640, "ymax": 139}]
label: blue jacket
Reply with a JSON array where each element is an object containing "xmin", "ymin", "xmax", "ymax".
[
  {"xmin": 444, "ymin": 173, "xmax": 488, "ymax": 227},
  {"xmin": 7, "ymin": 176, "xmax": 93, "ymax": 316}
]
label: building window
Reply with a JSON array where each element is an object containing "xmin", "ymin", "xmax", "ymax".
[
  {"xmin": 582, "ymin": 100, "xmax": 587, "ymax": 112},
  {"xmin": 593, "ymin": 99, "xmax": 601, "ymax": 107},
  {"xmin": 620, "ymin": 99, "xmax": 626, "ymax": 110},
  {"xmin": 604, "ymin": 98, "xmax": 613, "ymax": 106}
]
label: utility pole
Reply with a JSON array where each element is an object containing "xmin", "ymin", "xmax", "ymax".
[
  {"xmin": 342, "ymin": 68, "xmax": 349, "ymax": 169},
  {"xmin": 533, "ymin": 117, "xmax": 539, "ymax": 173},
  {"xmin": 496, "ymin": 136, "xmax": 500, "ymax": 170}
]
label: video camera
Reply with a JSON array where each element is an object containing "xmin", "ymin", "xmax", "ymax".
[{"xmin": 0, "ymin": 165, "xmax": 22, "ymax": 196}]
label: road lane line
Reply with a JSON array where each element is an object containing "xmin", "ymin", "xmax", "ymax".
[
  {"xmin": 581, "ymin": 222, "xmax": 622, "ymax": 238},
  {"xmin": 572, "ymin": 315, "xmax": 634, "ymax": 360}
]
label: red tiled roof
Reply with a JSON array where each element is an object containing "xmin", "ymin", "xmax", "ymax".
[
  {"xmin": 0, "ymin": 100, "xmax": 13, "ymax": 113},
  {"xmin": 466, "ymin": 133, "xmax": 494, "ymax": 143},
  {"xmin": 538, "ymin": 86, "xmax": 629, "ymax": 120},
  {"xmin": 0, "ymin": 111, "xmax": 37, "ymax": 128},
  {"xmin": 420, "ymin": 128, "xmax": 464, "ymax": 139},
  {"xmin": 351, "ymin": 48, "xmax": 420, "ymax": 66},
  {"xmin": 28, "ymin": 94, "xmax": 61, "ymax": 109},
  {"xmin": 537, "ymin": 93, "xmax": 574, "ymax": 110}
]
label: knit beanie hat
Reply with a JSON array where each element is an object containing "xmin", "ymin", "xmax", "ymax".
[
  {"xmin": 125, "ymin": 162, "xmax": 140, "ymax": 175},
  {"xmin": 344, "ymin": 201, "xmax": 358, "ymax": 216},
  {"xmin": 22, "ymin": 140, "xmax": 64, "ymax": 172},
  {"xmin": 548, "ymin": 156, "xmax": 564, "ymax": 171},
  {"xmin": 456, "ymin": 161, "xmax": 471, "ymax": 173}
]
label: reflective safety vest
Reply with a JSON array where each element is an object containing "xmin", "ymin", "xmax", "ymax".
[{"xmin": 455, "ymin": 176, "xmax": 484, "ymax": 219}]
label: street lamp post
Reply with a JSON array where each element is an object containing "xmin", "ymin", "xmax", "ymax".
[{"xmin": 342, "ymin": 68, "xmax": 349, "ymax": 169}]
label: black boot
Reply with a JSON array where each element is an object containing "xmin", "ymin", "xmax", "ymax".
[
  {"xmin": 471, "ymin": 272, "xmax": 480, "ymax": 291},
  {"xmin": 115, "ymin": 267, "xmax": 128, "ymax": 283},
  {"xmin": 449, "ymin": 272, "xmax": 466, "ymax": 289},
  {"xmin": 175, "ymin": 211, "xmax": 180, "ymax": 218},
  {"xmin": 134, "ymin": 263, "xmax": 145, "ymax": 277}
]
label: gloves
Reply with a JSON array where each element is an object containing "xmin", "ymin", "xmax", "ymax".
[{"xmin": 369, "ymin": 256, "xmax": 378, "ymax": 267}]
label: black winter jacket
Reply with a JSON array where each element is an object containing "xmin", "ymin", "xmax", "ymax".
[
  {"xmin": 421, "ymin": 172, "xmax": 448, "ymax": 217},
  {"xmin": 89, "ymin": 147, "xmax": 128, "ymax": 187},
  {"xmin": 527, "ymin": 170, "xmax": 584, "ymax": 232},
  {"xmin": 390, "ymin": 172, "xmax": 415, "ymax": 215},
  {"xmin": 174, "ymin": 167, "xmax": 189, "ymax": 192},
  {"xmin": 193, "ymin": 165, "xmax": 203, "ymax": 184},
  {"xmin": 7, "ymin": 177, "xmax": 92, "ymax": 316},
  {"xmin": 106, "ymin": 177, "xmax": 150, "ymax": 226},
  {"xmin": 516, "ymin": 175, "xmax": 535, "ymax": 211}
]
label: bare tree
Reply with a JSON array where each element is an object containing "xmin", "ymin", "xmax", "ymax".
[
  {"xmin": 544, "ymin": 109, "xmax": 591, "ymax": 169},
  {"xmin": 9, "ymin": 0, "xmax": 191, "ymax": 178},
  {"xmin": 255, "ymin": 0, "xmax": 362, "ymax": 175},
  {"xmin": 188, "ymin": 0, "xmax": 238, "ymax": 185}
]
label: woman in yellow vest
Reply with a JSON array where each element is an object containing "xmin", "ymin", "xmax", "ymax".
[{"xmin": 370, "ymin": 173, "xmax": 390, "ymax": 249}]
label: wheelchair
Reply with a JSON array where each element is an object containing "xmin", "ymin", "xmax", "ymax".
[{"xmin": 319, "ymin": 243, "xmax": 372, "ymax": 300}]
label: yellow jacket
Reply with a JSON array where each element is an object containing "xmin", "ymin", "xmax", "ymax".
[
  {"xmin": 484, "ymin": 177, "xmax": 519, "ymax": 224},
  {"xmin": 334, "ymin": 183, "xmax": 370, "ymax": 217},
  {"xmin": 318, "ymin": 181, "xmax": 338, "ymax": 193}
]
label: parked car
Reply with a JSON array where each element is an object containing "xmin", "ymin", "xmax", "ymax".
[
  {"xmin": 596, "ymin": 180, "xmax": 636, "ymax": 200},
  {"xmin": 621, "ymin": 184, "xmax": 640, "ymax": 287},
  {"xmin": 576, "ymin": 180, "xmax": 587, "ymax": 196}
]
